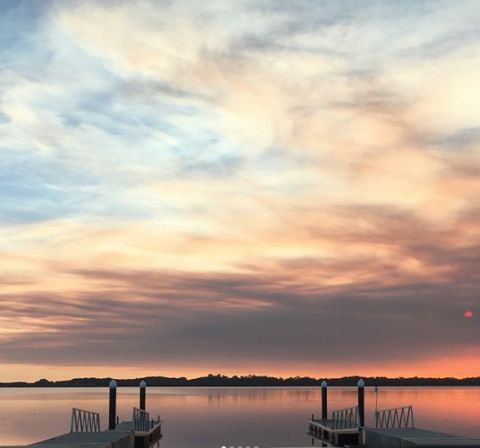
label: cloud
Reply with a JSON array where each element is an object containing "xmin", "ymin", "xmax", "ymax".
[
  {"xmin": 0, "ymin": 205, "xmax": 479, "ymax": 376},
  {"xmin": 0, "ymin": 0, "xmax": 479, "ymax": 378}
]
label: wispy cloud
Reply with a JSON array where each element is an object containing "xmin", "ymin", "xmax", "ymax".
[{"xmin": 0, "ymin": 0, "xmax": 479, "ymax": 379}]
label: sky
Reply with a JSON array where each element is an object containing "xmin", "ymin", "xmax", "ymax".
[{"xmin": 0, "ymin": 0, "xmax": 479, "ymax": 382}]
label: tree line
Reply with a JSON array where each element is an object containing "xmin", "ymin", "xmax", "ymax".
[{"xmin": 2, "ymin": 374, "xmax": 480, "ymax": 387}]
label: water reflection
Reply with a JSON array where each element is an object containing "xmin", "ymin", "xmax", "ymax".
[{"xmin": 0, "ymin": 387, "xmax": 479, "ymax": 447}]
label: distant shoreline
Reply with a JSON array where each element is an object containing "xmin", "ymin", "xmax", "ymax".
[{"xmin": 2, "ymin": 375, "xmax": 480, "ymax": 387}]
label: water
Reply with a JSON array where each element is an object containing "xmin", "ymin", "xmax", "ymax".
[{"xmin": 0, "ymin": 387, "xmax": 479, "ymax": 447}]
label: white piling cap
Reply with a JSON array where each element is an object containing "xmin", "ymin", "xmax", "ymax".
[
  {"xmin": 140, "ymin": 380, "xmax": 146, "ymax": 387},
  {"xmin": 321, "ymin": 380, "xmax": 328, "ymax": 388},
  {"xmin": 109, "ymin": 379, "xmax": 117, "ymax": 388},
  {"xmin": 357, "ymin": 378, "xmax": 365, "ymax": 387}
]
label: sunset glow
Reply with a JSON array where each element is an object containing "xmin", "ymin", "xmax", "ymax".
[{"xmin": 1, "ymin": 0, "xmax": 480, "ymax": 381}]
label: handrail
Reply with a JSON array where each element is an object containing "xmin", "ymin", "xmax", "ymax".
[
  {"xmin": 375, "ymin": 405, "xmax": 414, "ymax": 429},
  {"xmin": 133, "ymin": 407, "xmax": 152, "ymax": 432},
  {"xmin": 331, "ymin": 405, "xmax": 359, "ymax": 429},
  {"xmin": 70, "ymin": 408, "xmax": 101, "ymax": 432}
]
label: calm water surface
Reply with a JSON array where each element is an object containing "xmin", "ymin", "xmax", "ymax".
[{"xmin": 0, "ymin": 387, "xmax": 479, "ymax": 446}]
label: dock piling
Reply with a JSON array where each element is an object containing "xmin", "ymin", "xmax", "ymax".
[
  {"xmin": 358, "ymin": 378, "xmax": 365, "ymax": 427},
  {"xmin": 140, "ymin": 380, "xmax": 146, "ymax": 411},
  {"xmin": 321, "ymin": 380, "xmax": 328, "ymax": 420},
  {"xmin": 109, "ymin": 379, "xmax": 117, "ymax": 430}
]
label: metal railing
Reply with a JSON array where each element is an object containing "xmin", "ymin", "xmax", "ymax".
[
  {"xmin": 133, "ymin": 407, "xmax": 152, "ymax": 432},
  {"xmin": 307, "ymin": 419, "xmax": 321, "ymax": 438},
  {"xmin": 375, "ymin": 405, "xmax": 414, "ymax": 429},
  {"xmin": 331, "ymin": 405, "xmax": 359, "ymax": 429},
  {"xmin": 70, "ymin": 408, "xmax": 100, "ymax": 432}
]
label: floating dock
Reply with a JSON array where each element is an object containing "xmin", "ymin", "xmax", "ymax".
[
  {"xmin": 27, "ymin": 419, "xmax": 162, "ymax": 448},
  {"xmin": 364, "ymin": 427, "xmax": 480, "ymax": 447},
  {"xmin": 308, "ymin": 379, "xmax": 480, "ymax": 448},
  {"xmin": 6, "ymin": 381, "xmax": 163, "ymax": 448},
  {"xmin": 308, "ymin": 419, "xmax": 480, "ymax": 447},
  {"xmin": 28, "ymin": 430, "xmax": 134, "ymax": 448}
]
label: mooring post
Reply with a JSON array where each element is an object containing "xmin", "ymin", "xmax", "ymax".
[
  {"xmin": 109, "ymin": 379, "xmax": 117, "ymax": 430},
  {"xmin": 321, "ymin": 380, "xmax": 328, "ymax": 420},
  {"xmin": 140, "ymin": 380, "xmax": 147, "ymax": 411},
  {"xmin": 358, "ymin": 378, "xmax": 365, "ymax": 427}
]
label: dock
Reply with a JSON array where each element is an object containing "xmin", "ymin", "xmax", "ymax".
[
  {"xmin": 308, "ymin": 415, "xmax": 361, "ymax": 447},
  {"xmin": 308, "ymin": 379, "xmax": 480, "ymax": 448},
  {"xmin": 28, "ymin": 430, "xmax": 134, "ymax": 448},
  {"xmin": 8, "ymin": 381, "xmax": 162, "ymax": 448},
  {"xmin": 28, "ymin": 417, "xmax": 162, "ymax": 448},
  {"xmin": 364, "ymin": 427, "xmax": 480, "ymax": 447}
]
